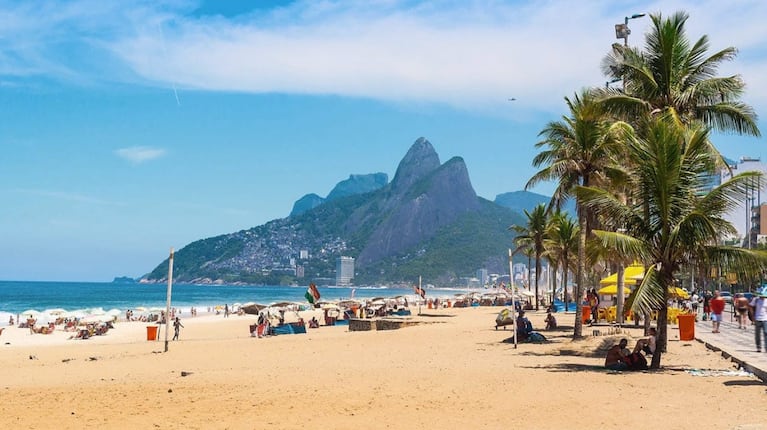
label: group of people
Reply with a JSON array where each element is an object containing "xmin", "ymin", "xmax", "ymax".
[{"xmin": 604, "ymin": 328, "xmax": 657, "ymax": 371}]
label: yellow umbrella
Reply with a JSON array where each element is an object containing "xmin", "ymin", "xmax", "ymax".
[
  {"xmin": 599, "ymin": 264, "xmax": 645, "ymax": 286},
  {"xmin": 669, "ymin": 287, "xmax": 690, "ymax": 299},
  {"xmin": 598, "ymin": 284, "xmax": 631, "ymax": 295}
]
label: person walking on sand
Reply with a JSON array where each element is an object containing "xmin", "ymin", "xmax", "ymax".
[
  {"xmin": 710, "ymin": 290, "xmax": 726, "ymax": 333},
  {"xmin": 750, "ymin": 288, "xmax": 767, "ymax": 352},
  {"xmin": 172, "ymin": 317, "xmax": 184, "ymax": 341},
  {"xmin": 224, "ymin": 304, "xmax": 230, "ymax": 318}
]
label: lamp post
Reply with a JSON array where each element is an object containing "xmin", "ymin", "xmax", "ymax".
[
  {"xmin": 613, "ymin": 13, "xmax": 644, "ymax": 324},
  {"xmin": 615, "ymin": 13, "xmax": 645, "ymax": 47}
]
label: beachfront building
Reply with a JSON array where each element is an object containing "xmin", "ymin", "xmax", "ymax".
[
  {"xmin": 476, "ymin": 268, "xmax": 488, "ymax": 286},
  {"xmin": 719, "ymin": 156, "xmax": 767, "ymax": 247},
  {"xmin": 336, "ymin": 256, "xmax": 354, "ymax": 286}
]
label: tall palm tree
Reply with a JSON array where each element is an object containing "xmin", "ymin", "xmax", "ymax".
[
  {"xmin": 511, "ymin": 204, "xmax": 549, "ymax": 310},
  {"xmin": 601, "ymin": 11, "xmax": 760, "ymax": 137},
  {"xmin": 527, "ymin": 89, "xmax": 630, "ymax": 336},
  {"xmin": 577, "ymin": 116, "xmax": 766, "ymax": 369},
  {"xmin": 544, "ymin": 212, "xmax": 579, "ymax": 312}
]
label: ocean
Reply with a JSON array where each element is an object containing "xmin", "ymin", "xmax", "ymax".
[{"xmin": 0, "ymin": 280, "xmax": 469, "ymax": 325}]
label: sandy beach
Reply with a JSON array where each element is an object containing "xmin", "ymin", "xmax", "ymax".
[{"xmin": 0, "ymin": 306, "xmax": 765, "ymax": 430}]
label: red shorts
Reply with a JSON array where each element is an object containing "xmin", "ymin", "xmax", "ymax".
[{"xmin": 703, "ymin": 305, "xmax": 710, "ymax": 313}]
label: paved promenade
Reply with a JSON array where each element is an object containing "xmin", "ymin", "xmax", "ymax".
[{"xmin": 694, "ymin": 315, "xmax": 767, "ymax": 382}]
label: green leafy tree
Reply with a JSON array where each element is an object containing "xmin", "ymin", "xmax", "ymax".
[
  {"xmin": 601, "ymin": 11, "xmax": 760, "ymax": 137},
  {"xmin": 511, "ymin": 204, "xmax": 549, "ymax": 310},
  {"xmin": 544, "ymin": 212, "xmax": 579, "ymax": 312},
  {"xmin": 578, "ymin": 117, "xmax": 767, "ymax": 369},
  {"xmin": 527, "ymin": 90, "xmax": 629, "ymax": 336}
]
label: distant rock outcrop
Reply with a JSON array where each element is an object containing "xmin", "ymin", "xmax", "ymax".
[
  {"xmin": 495, "ymin": 190, "xmax": 576, "ymax": 216},
  {"xmin": 290, "ymin": 173, "xmax": 389, "ymax": 217}
]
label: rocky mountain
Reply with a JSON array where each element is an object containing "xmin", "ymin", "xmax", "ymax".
[
  {"xmin": 495, "ymin": 190, "xmax": 576, "ymax": 217},
  {"xmin": 289, "ymin": 173, "xmax": 388, "ymax": 216},
  {"xmin": 143, "ymin": 137, "xmax": 525, "ymax": 285}
]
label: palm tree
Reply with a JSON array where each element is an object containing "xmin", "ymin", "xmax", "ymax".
[
  {"xmin": 511, "ymin": 204, "xmax": 549, "ymax": 310},
  {"xmin": 544, "ymin": 212, "xmax": 579, "ymax": 312},
  {"xmin": 601, "ymin": 11, "xmax": 760, "ymax": 137},
  {"xmin": 577, "ymin": 116, "xmax": 766, "ymax": 369},
  {"xmin": 527, "ymin": 89, "xmax": 630, "ymax": 336}
]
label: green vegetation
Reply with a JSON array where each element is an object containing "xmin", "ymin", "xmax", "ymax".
[{"xmin": 528, "ymin": 10, "xmax": 765, "ymax": 369}]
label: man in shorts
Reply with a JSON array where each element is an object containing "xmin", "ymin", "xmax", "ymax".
[{"xmin": 709, "ymin": 290, "xmax": 726, "ymax": 333}]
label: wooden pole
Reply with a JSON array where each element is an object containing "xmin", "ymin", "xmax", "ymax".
[{"xmin": 164, "ymin": 248, "xmax": 174, "ymax": 352}]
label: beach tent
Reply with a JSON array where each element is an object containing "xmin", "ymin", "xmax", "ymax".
[
  {"xmin": 599, "ymin": 264, "xmax": 644, "ymax": 286},
  {"xmin": 598, "ymin": 285, "xmax": 631, "ymax": 295}
]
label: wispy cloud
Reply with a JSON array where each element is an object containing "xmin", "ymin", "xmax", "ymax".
[
  {"xmin": 115, "ymin": 146, "xmax": 167, "ymax": 164},
  {"xmin": 2, "ymin": 0, "xmax": 766, "ymax": 113}
]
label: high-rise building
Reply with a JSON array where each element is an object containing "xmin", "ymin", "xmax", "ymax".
[
  {"xmin": 720, "ymin": 157, "xmax": 767, "ymax": 246},
  {"xmin": 476, "ymin": 268, "xmax": 488, "ymax": 286},
  {"xmin": 336, "ymin": 256, "xmax": 355, "ymax": 286}
]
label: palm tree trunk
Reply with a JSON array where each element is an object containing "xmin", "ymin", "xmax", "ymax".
[
  {"xmin": 535, "ymin": 258, "xmax": 541, "ymax": 311},
  {"xmin": 574, "ymin": 211, "xmax": 586, "ymax": 337}
]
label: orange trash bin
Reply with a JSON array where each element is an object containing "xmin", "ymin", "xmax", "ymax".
[
  {"xmin": 581, "ymin": 306, "xmax": 591, "ymax": 323},
  {"xmin": 146, "ymin": 325, "xmax": 158, "ymax": 341},
  {"xmin": 678, "ymin": 314, "xmax": 695, "ymax": 340}
]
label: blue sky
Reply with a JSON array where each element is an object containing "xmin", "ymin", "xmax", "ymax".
[{"xmin": 1, "ymin": 0, "xmax": 765, "ymax": 281}]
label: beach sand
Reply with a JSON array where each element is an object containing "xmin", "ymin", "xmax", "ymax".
[{"xmin": 0, "ymin": 307, "xmax": 765, "ymax": 429}]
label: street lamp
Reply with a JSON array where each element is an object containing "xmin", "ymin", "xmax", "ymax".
[{"xmin": 615, "ymin": 13, "xmax": 645, "ymax": 46}]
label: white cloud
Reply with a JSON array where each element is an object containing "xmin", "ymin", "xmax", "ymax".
[
  {"xmin": 115, "ymin": 146, "xmax": 167, "ymax": 163},
  {"xmin": 2, "ymin": 0, "xmax": 766, "ymax": 114}
]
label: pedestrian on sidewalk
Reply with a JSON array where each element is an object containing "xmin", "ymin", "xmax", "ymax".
[
  {"xmin": 749, "ymin": 288, "xmax": 767, "ymax": 352},
  {"xmin": 710, "ymin": 290, "xmax": 725, "ymax": 333}
]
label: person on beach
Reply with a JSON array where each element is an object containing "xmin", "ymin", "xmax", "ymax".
[
  {"xmin": 734, "ymin": 293, "xmax": 750, "ymax": 329},
  {"xmin": 224, "ymin": 304, "xmax": 230, "ymax": 318},
  {"xmin": 605, "ymin": 338, "xmax": 648, "ymax": 371},
  {"xmin": 634, "ymin": 327, "xmax": 657, "ymax": 356},
  {"xmin": 690, "ymin": 292, "xmax": 699, "ymax": 315},
  {"xmin": 750, "ymin": 289, "xmax": 767, "ymax": 352},
  {"xmin": 709, "ymin": 290, "xmax": 725, "ymax": 333},
  {"xmin": 172, "ymin": 317, "xmax": 184, "ymax": 341},
  {"xmin": 702, "ymin": 290, "xmax": 712, "ymax": 320},
  {"xmin": 604, "ymin": 339, "xmax": 630, "ymax": 370},
  {"xmin": 9, "ymin": 315, "xmax": 14, "ymax": 326},
  {"xmin": 516, "ymin": 311, "xmax": 533, "ymax": 342},
  {"xmin": 544, "ymin": 311, "xmax": 557, "ymax": 330}
]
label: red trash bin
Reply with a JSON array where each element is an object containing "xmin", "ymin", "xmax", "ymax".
[
  {"xmin": 146, "ymin": 325, "xmax": 158, "ymax": 341},
  {"xmin": 581, "ymin": 306, "xmax": 591, "ymax": 323},
  {"xmin": 678, "ymin": 314, "xmax": 695, "ymax": 340}
]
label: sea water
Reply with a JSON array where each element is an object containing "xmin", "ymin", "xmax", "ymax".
[{"xmin": 0, "ymin": 280, "xmax": 464, "ymax": 324}]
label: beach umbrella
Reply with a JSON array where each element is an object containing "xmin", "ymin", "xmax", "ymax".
[
  {"xmin": 598, "ymin": 285, "xmax": 631, "ymax": 295},
  {"xmin": 20, "ymin": 310, "xmax": 41, "ymax": 319}
]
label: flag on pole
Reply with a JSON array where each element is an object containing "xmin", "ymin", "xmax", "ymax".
[
  {"xmin": 414, "ymin": 284, "xmax": 426, "ymax": 299},
  {"xmin": 305, "ymin": 283, "xmax": 321, "ymax": 304}
]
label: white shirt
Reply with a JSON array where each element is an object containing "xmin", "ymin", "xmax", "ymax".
[{"xmin": 751, "ymin": 297, "xmax": 767, "ymax": 321}]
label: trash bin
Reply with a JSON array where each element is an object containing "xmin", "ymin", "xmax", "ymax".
[
  {"xmin": 146, "ymin": 325, "xmax": 158, "ymax": 341},
  {"xmin": 678, "ymin": 314, "xmax": 695, "ymax": 340},
  {"xmin": 582, "ymin": 306, "xmax": 591, "ymax": 323}
]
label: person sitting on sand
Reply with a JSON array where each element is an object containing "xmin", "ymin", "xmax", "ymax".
[
  {"xmin": 605, "ymin": 339, "xmax": 630, "ymax": 370},
  {"xmin": 308, "ymin": 317, "xmax": 319, "ymax": 328},
  {"xmin": 516, "ymin": 311, "xmax": 533, "ymax": 342},
  {"xmin": 633, "ymin": 327, "xmax": 657, "ymax": 356},
  {"xmin": 544, "ymin": 312, "xmax": 557, "ymax": 330},
  {"xmin": 605, "ymin": 338, "xmax": 649, "ymax": 371}
]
